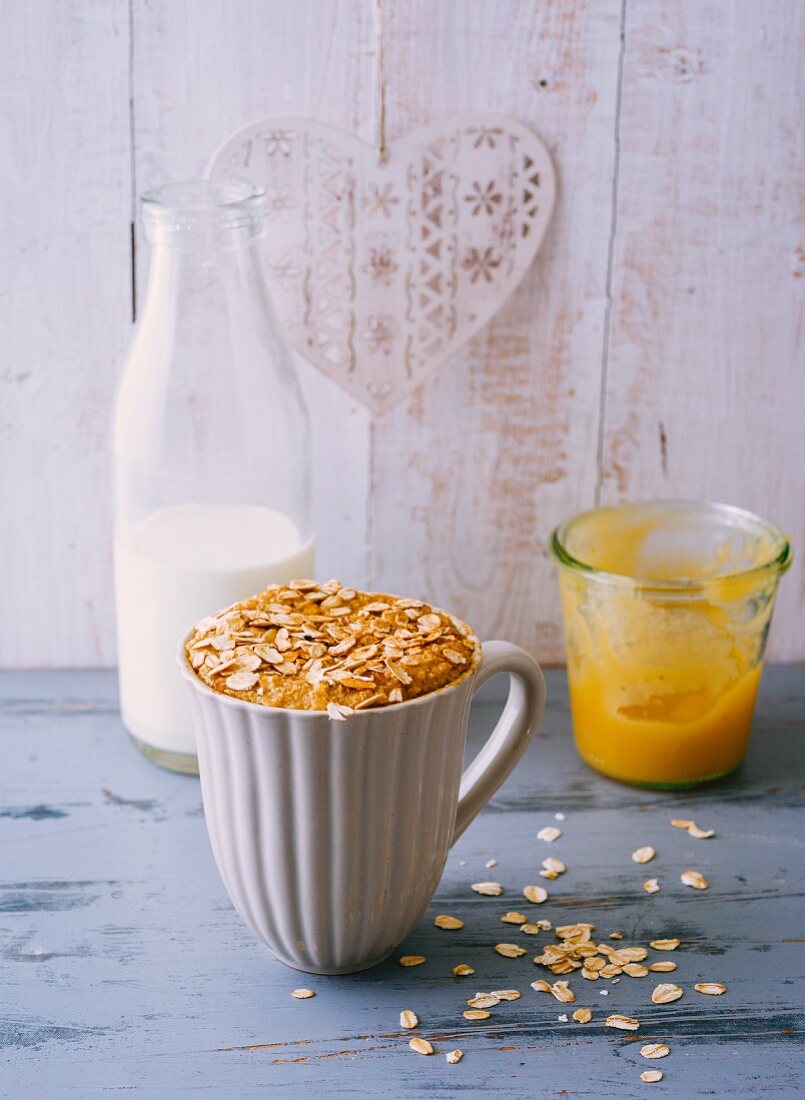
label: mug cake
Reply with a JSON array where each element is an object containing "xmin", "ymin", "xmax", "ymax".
[{"xmin": 185, "ymin": 579, "xmax": 481, "ymax": 716}]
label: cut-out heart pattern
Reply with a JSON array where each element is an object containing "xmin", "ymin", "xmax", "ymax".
[{"xmin": 209, "ymin": 115, "xmax": 555, "ymax": 413}]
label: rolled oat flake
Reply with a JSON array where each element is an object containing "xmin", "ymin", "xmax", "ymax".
[
  {"xmin": 681, "ymin": 870, "xmax": 709, "ymax": 889},
  {"xmin": 640, "ymin": 1070, "xmax": 664, "ymax": 1083},
  {"xmin": 399, "ymin": 955, "xmax": 426, "ymax": 967},
  {"xmin": 652, "ymin": 983, "xmax": 683, "ymax": 1004},
  {"xmin": 640, "ymin": 1043, "xmax": 670, "ymax": 1059}
]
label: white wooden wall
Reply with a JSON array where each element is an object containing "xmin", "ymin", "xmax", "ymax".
[{"xmin": 1, "ymin": 0, "xmax": 802, "ymax": 668}]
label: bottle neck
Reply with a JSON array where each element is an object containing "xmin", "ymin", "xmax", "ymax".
[
  {"xmin": 138, "ymin": 180, "xmax": 269, "ymax": 321},
  {"xmin": 138, "ymin": 226, "xmax": 266, "ymax": 325}
]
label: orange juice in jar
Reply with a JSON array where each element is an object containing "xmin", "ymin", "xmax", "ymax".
[{"xmin": 550, "ymin": 502, "xmax": 791, "ymax": 788}]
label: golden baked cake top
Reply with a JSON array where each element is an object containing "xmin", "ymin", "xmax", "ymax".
[{"xmin": 185, "ymin": 579, "xmax": 480, "ymax": 716}]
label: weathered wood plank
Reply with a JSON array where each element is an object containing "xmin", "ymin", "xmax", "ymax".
[
  {"xmin": 0, "ymin": 667, "xmax": 802, "ymax": 1095},
  {"xmin": 0, "ymin": 0, "xmax": 131, "ymax": 667},
  {"xmin": 130, "ymin": 0, "xmax": 374, "ymax": 587},
  {"xmin": 368, "ymin": 0, "xmax": 623, "ymax": 660},
  {"xmin": 598, "ymin": 0, "xmax": 804, "ymax": 661}
]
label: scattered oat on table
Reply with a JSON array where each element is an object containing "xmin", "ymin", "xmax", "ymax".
[
  {"xmin": 552, "ymin": 980, "xmax": 575, "ymax": 1004},
  {"xmin": 606, "ymin": 1014, "xmax": 640, "ymax": 1031},
  {"xmin": 557, "ymin": 922, "xmax": 594, "ymax": 940},
  {"xmin": 395, "ymin": 817, "xmax": 725, "ymax": 1081},
  {"xmin": 445, "ymin": 1049, "xmax": 463, "ymax": 1064},
  {"xmin": 399, "ymin": 955, "xmax": 426, "ymax": 967},
  {"xmin": 555, "ymin": 812, "xmax": 566, "ymax": 821},
  {"xmin": 496, "ymin": 943, "xmax": 527, "ymax": 958},
  {"xmin": 291, "ymin": 988, "xmax": 315, "ymax": 999},
  {"xmin": 485, "ymin": 859, "xmax": 497, "ymax": 868},
  {"xmin": 531, "ymin": 979, "xmax": 575, "ymax": 1003},
  {"xmin": 681, "ymin": 870, "xmax": 709, "ymax": 889},
  {"xmin": 523, "ymin": 884, "xmax": 548, "ymax": 904},
  {"xmin": 617, "ymin": 946, "xmax": 649, "ymax": 961},
  {"xmin": 652, "ymin": 983, "xmax": 683, "ymax": 1004},
  {"xmin": 671, "ymin": 818, "xmax": 715, "ymax": 839},
  {"xmin": 434, "ymin": 914, "xmax": 464, "ymax": 930},
  {"xmin": 409, "ymin": 1037, "xmax": 433, "ymax": 1055},
  {"xmin": 472, "ymin": 881, "xmax": 503, "ymax": 896},
  {"xmin": 541, "ymin": 856, "xmax": 566, "ymax": 879},
  {"xmin": 641, "ymin": 1043, "xmax": 670, "ymax": 1059},
  {"xmin": 501, "ymin": 911, "xmax": 527, "ymax": 924}
]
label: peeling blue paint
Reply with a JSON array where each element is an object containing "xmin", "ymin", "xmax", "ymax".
[
  {"xmin": 0, "ymin": 805, "xmax": 68, "ymax": 820},
  {"xmin": 0, "ymin": 1018, "xmax": 110, "ymax": 1051},
  {"xmin": 101, "ymin": 788, "xmax": 158, "ymax": 812},
  {"xmin": 0, "ymin": 881, "xmax": 116, "ymax": 913}
]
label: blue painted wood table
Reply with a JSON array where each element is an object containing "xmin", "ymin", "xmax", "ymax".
[{"xmin": 1, "ymin": 668, "xmax": 802, "ymax": 1097}]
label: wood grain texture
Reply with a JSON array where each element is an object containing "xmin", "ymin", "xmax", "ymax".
[
  {"xmin": 0, "ymin": 667, "xmax": 802, "ymax": 1095},
  {"xmin": 0, "ymin": 0, "xmax": 131, "ymax": 667},
  {"xmin": 369, "ymin": 0, "xmax": 621, "ymax": 658},
  {"xmin": 597, "ymin": 0, "xmax": 804, "ymax": 661},
  {"xmin": 0, "ymin": 0, "xmax": 801, "ymax": 667}
]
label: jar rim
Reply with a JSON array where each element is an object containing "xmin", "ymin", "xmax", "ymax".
[{"xmin": 549, "ymin": 500, "xmax": 792, "ymax": 591}]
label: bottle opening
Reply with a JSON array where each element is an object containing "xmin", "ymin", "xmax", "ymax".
[{"xmin": 141, "ymin": 180, "xmax": 266, "ymax": 238}]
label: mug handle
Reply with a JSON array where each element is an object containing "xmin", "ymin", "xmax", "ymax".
[{"xmin": 452, "ymin": 641, "xmax": 546, "ymax": 844}]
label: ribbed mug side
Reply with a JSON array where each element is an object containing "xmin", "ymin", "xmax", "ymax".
[{"xmin": 189, "ymin": 680, "xmax": 473, "ymax": 974}]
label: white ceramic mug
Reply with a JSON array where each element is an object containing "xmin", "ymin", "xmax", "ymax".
[{"xmin": 179, "ymin": 636, "xmax": 546, "ymax": 975}]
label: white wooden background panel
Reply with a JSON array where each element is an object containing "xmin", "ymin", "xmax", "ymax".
[
  {"xmin": 371, "ymin": 0, "xmax": 621, "ymax": 659},
  {"xmin": 0, "ymin": 0, "xmax": 801, "ymax": 668},
  {"xmin": 599, "ymin": 0, "xmax": 804, "ymax": 662},
  {"xmin": 0, "ymin": 0, "xmax": 131, "ymax": 667}
]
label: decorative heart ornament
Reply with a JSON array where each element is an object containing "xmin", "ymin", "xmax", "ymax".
[{"xmin": 209, "ymin": 115, "xmax": 555, "ymax": 413}]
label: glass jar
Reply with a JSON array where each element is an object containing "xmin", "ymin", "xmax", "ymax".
[
  {"xmin": 550, "ymin": 501, "xmax": 791, "ymax": 788},
  {"xmin": 113, "ymin": 181, "xmax": 313, "ymax": 775}
]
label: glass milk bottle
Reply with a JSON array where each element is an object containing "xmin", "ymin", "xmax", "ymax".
[{"xmin": 113, "ymin": 181, "xmax": 313, "ymax": 775}]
